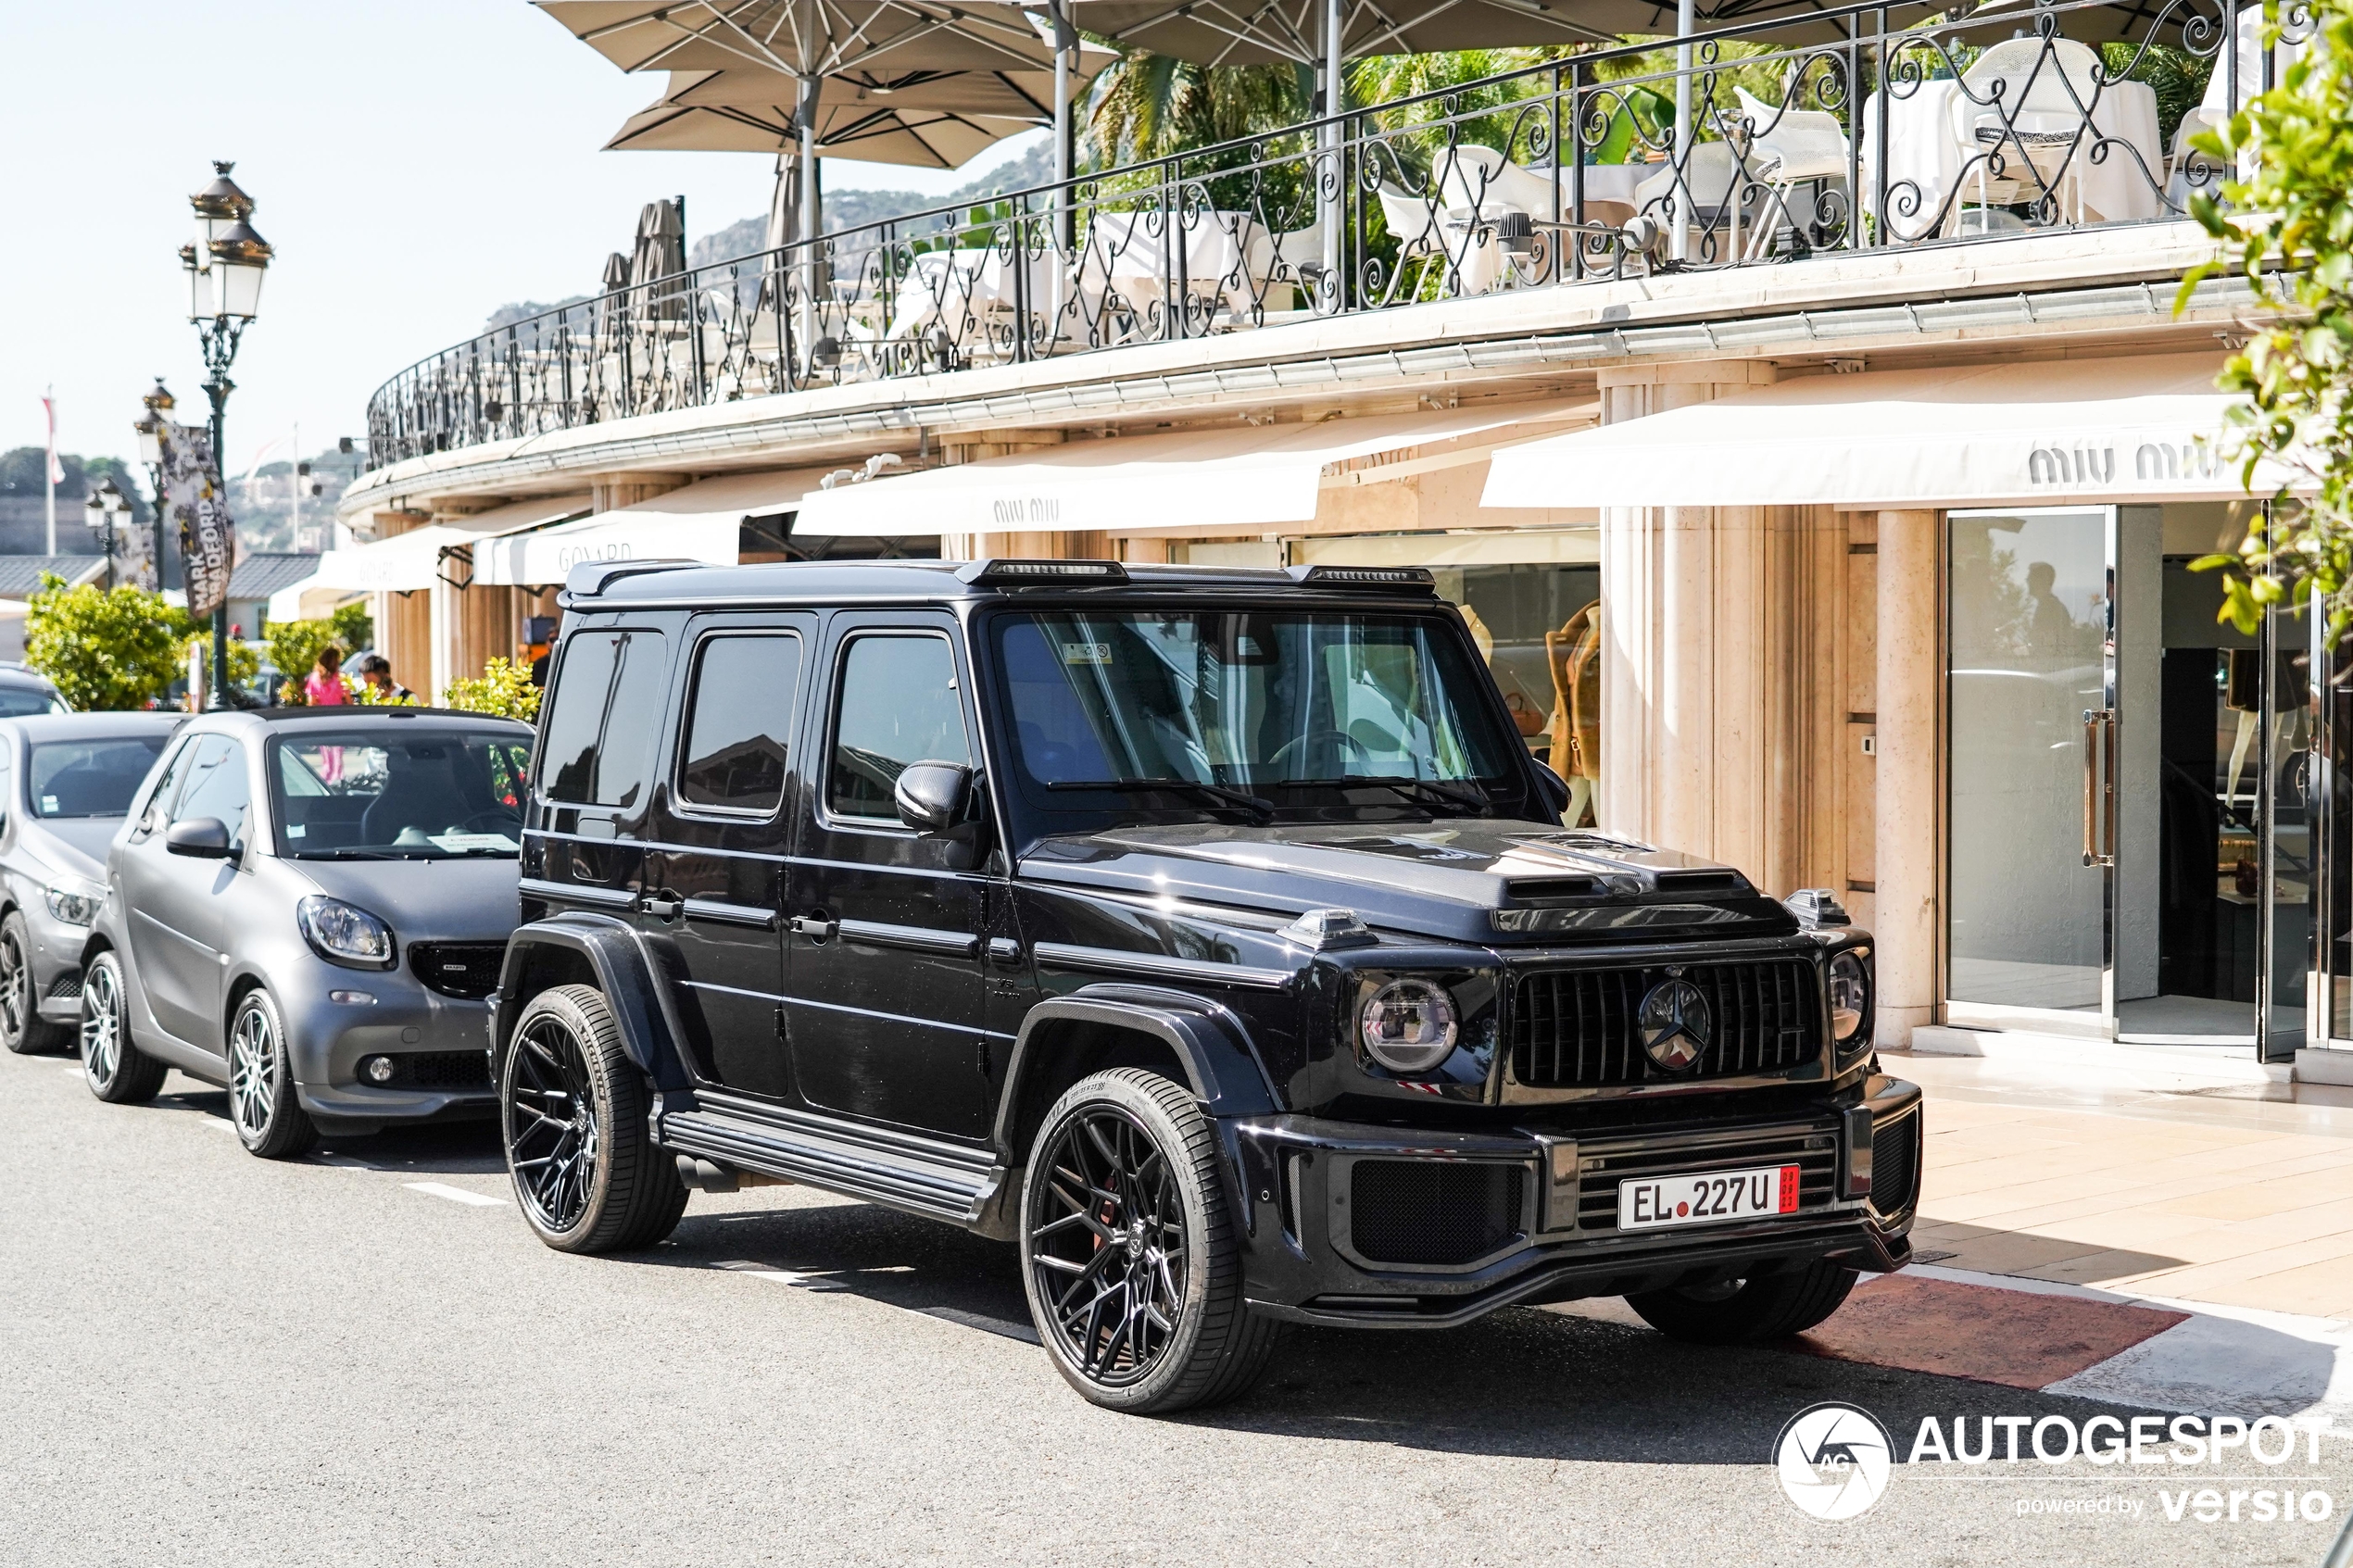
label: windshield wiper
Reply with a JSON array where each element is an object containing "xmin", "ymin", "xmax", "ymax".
[
  {"xmin": 1278, "ymin": 775, "xmax": 1491, "ymax": 813},
  {"xmin": 1048, "ymin": 777, "xmax": 1276, "ymax": 822}
]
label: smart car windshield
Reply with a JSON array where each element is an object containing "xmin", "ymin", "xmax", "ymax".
[
  {"xmin": 993, "ymin": 608, "xmax": 1517, "ymax": 814},
  {"xmin": 28, "ymin": 736, "xmax": 172, "ymax": 818},
  {"xmin": 269, "ymin": 727, "xmax": 532, "ymax": 859}
]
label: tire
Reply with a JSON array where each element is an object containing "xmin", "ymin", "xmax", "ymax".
[
  {"xmin": 1624, "ymin": 1259, "xmax": 1860, "ymax": 1346},
  {"xmin": 500, "ymin": 985, "xmax": 686, "ymax": 1254},
  {"xmin": 1019, "ymin": 1068, "xmax": 1277, "ymax": 1414},
  {"xmin": 226, "ymin": 987, "xmax": 319, "ymax": 1160},
  {"xmin": 80, "ymin": 950, "xmax": 166, "ymax": 1104},
  {"xmin": 0, "ymin": 910, "xmax": 71, "ymax": 1054}
]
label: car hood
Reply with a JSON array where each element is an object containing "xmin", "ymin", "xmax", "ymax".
[
  {"xmin": 283, "ymin": 855, "xmax": 522, "ymax": 943},
  {"xmin": 1020, "ymin": 819, "xmax": 1800, "ymax": 947},
  {"xmin": 23, "ymin": 818, "xmax": 123, "ymax": 882}
]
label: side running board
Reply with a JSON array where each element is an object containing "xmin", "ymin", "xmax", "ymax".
[{"xmin": 658, "ymin": 1094, "xmax": 1004, "ymax": 1228}]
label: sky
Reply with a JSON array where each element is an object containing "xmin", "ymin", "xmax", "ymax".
[{"xmin": 0, "ymin": 2, "xmax": 1045, "ymax": 492}]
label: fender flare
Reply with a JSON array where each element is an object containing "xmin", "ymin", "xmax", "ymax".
[
  {"xmin": 490, "ymin": 913, "xmax": 696, "ymax": 1092},
  {"xmin": 994, "ymin": 983, "xmax": 1281, "ymax": 1160}
]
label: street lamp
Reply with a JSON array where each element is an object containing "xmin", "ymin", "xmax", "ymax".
[
  {"xmin": 179, "ymin": 160, "xmax": 271, "ymax": 707},
  {"xmin": 133, "ymin": 378, "xmax": 175, "ymax": 593},
  {"xmin": 82, "ymin": 478, "xmax": 128, "ymax": 591}
]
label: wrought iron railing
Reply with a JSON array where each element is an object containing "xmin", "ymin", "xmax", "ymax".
[{"xmin": 367, "ymin": 0, "xmax": 2296, "ymax": 467}]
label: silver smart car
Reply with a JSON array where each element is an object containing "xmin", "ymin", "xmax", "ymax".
[
  {"xmin": 79, "ymin": 708, "xmax": 534, "ymax": 1157},
  {"xmin": 0, "ymin": 714, "xmax": 185, "ymax": 1054}
]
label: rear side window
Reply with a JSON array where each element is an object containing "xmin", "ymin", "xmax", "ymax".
[
  {"xmin": 539, "ymin": 631, "xmax": 669, "ymax": 809},
  {"xmin": 828, "ymin": 634, "xmax": 970, "ymax": 822},
  {"xmin": 677, "ymin": 633, "xmax": 801, "ymax": 812}
]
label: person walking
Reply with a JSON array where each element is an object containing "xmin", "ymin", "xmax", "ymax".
[
  {"xmin": 304, "ymin": 646, "xmax": 350, "ymax": 708},
  {"xmin": 356, "ymin": 654, "xmax": 413, "ymax": 704}
]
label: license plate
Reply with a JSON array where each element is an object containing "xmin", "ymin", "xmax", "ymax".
[{"xmin": 1617, "ymin": 1163, "xmax": 1802, "ymax": 1231}]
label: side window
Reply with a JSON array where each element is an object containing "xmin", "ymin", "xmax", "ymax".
[
  {"xmin": 539, "ymin": 633, "xmax": 621, "ymax": 804},
  {"xmin": 828, "ymin": 634, "xmax": 971, "ymax": 822},
  {"xmin": 536, "ymin": 631, "xmax": 669, "ymax": 809},
  {"xmin": 134, "ymin": 737, "xmax": 197, "ymax": 837},
  {"xmin": 677, "ymin": 633, "xmax": 801, "ymax": 813},
  {"xmin": 173, "ymin": 736, "xmax": 253, "ymax": 838}
]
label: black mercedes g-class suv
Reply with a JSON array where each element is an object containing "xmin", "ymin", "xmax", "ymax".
[{"xmin": 491, "ymin": 556, "xmax": 1920, "ymax": 1413}]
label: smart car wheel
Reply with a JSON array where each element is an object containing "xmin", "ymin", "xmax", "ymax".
[
  {"xmin": 226, "ymin": 988, "xmax": 319, "ymax": 1160},
  {"xmin": 1624, "ymin": 1259, "xmax": 1859, "ymax": 1345},
  {"xmin": 500, "ymin": 985, "xmax": 686, "ymax": 1254},
  {"xmin": 1019, "ymin": 1068, "xmax": 1277, "ymax": 1414},
  {"xmin": 0, "ymin": 910, "xmax": 69, "ymax": 1054},
  {"xmin": 79, "ymin": 950, "xmax": 165, "ymax": 1104}
]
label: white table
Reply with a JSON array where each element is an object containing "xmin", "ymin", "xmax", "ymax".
[{"xmin": 1861, "ymin": 78, "xmax": 2161, "ymax": 241}]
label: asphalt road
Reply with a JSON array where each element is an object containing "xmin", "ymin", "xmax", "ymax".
[{"xmin": 1, "ymin": 1045, "xmax": 2340, "ymax": 1568}]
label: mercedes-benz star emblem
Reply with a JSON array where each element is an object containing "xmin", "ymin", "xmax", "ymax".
[{"xmin": 1638, "ymin": 979, "xmax": 1712, "ymax": 1072}]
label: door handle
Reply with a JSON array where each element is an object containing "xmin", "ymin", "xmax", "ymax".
[
  {"xmin": 640, "ymin": 894, "xmax": 683, "ymax": 921},
  {"xmin": 2081, "ymin": 709, "xmax": 2115, "ymax": 869},
  {"xmin": 788, "ymin": 914, "xmax": 837, "ymax": 942}
]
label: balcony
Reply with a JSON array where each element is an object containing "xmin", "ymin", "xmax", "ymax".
[{"xmin": 366, "ymin": 0, "xmax": 2281, "ymax": 469}]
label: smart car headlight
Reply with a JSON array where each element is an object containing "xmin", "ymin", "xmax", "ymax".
[
  {"xmin": 1358, "ymin": 978, "xmax": 1460, "ymax": 1074},
  {"xmin": 296, "ymin": 895, "xmax": 396, "ymax": 970}
]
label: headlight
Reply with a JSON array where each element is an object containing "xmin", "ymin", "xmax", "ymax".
[
  {"xmin": 43, "ymin": 883, "xmax": 103, "ymax": 926},
  {"xmin": 296, "ymin": 896, "xmax": 396, "ymax": 970},
  {"xmin": 1829, "ymin": 950, "xmax": 1870, "ymax": 1046},
  {"xmin": 1358, "ymin": 978, "xmax": 1460, "ymax": 1074}
]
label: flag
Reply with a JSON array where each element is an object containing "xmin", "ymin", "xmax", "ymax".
[
  {"xmin": 41, "ymin": 395, "xmax": 62, "ymax": 486},
  {"xmin": 156, "ymin": 421, "xmax": 236, "ymax": 621}
]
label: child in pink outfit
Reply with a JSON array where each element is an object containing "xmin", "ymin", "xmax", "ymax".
[{"xmin": 304, "ymin": 647, "xmax": 348, "ymax": 782}]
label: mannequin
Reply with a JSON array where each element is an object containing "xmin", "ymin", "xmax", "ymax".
[{"xmin": 1544, "ymin": 603, "xmax": 1602, "ymax": 827}]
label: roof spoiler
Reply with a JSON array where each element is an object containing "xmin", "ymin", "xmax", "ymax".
[
  {"xmin": 957, "ymin": 558, "xmax": 1129, "ymax": 587},
  {"xmin": 1284, "ymin": 564, "xmax": 1437, "ymax": 593},
  {"xmin": 560, "ymin": 558, "xmax": 699, "ymax": 604}
]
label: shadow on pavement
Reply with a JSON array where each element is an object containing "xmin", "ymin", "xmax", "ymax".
[{"xmin": 631, "ymin": 1192, "xmax": 2169, "ymax": 1461}]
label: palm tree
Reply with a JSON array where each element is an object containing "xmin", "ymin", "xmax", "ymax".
[{"xmin": 1084, "ymin": 48, "xmax": 1314, "ymax": 166}]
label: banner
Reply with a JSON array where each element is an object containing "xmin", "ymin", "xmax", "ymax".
[{"xmin": 157, "ymin": 420, "xmax": 235, "ymax": 620}]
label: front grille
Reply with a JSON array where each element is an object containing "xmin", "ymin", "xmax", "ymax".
[
  {"xmin": 1350, "ymin": 1160, "xmax": 1526, "ymax": 1266},
  {"xmin": 45, "ymin": 972, "xmax": 81, "ymax": 1000},
  {"xmin": 1511, "ymin": 958, "xmax": 1820, "ymax": 1088},
  {"xmin": 1574, "ymin": 1125, "xmax": 1840, "ymax": 1233},
  {"xmin": 1871, "ymin": 1110, "xmax": 1922, "ymax": 1218},
  {"xmin": 409, "ymin": 941, "xmax": 505, "ymax": 1001},
  {"xmin": 385, "ymin": 1051, "xmax": 492, "ymax": 1090}
]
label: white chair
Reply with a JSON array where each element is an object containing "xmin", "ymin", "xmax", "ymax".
[
  {"xmin": 1732, "ymin": 86, "xmax": 1851, "ymax": 260},
  {"xmin": 1434, "ymin": 145, "xmax": 1551, "ymax": 291},
  {"xmin": 1951, "ymin": 37, "xmax": 2104, "ymax": 227},
  {"xmin": 1631, "ymin": 142, "xmax": 1755, "ymax": 262},
  {"xmin": 1375, "ymin": 183, "xmax": 1454, "ymax": 302}
]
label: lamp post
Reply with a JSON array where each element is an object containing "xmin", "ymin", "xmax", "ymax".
[
  {"xmin": 132, "ymin": 378, "xmax": 175, "ymax": 593},
  {"xmin": 180, "ymin": 160, "xmax": 272, "ymax": 708},
  {"xmin": 82, "ymin": 478, "xmax": 129, "ymax": 591}
]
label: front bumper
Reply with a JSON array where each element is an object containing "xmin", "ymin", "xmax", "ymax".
[
  {"xmin": 281, "ymin": 972, "xmax": 497, "ymax": 1130},
  {"xmin": 1222, "ymin": 1073, "xmax": 1922, "ymax": 1329}
]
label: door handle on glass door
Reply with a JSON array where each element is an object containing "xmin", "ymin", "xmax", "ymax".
[{"xmin": 2080, "ymin": 709, "xmax": 2116, "ymax": 869}]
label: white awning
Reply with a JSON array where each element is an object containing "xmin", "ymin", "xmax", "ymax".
[
  {"xmin": 287, "ymin": 495, "xmax": 593, "ymax": 602},
  {"xmin": 473, "ymin": 468, "xmax": 837, "ymax": 586},
  {"xmin": 792, "ymin": 401, "xmax": 1597, "ymax": 537},
  {"xmin": 1481, "ymin": 354, "xmax": 2292, "ymax": 512}
]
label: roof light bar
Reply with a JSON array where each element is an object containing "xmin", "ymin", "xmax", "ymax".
[
  {"xmin": 958, "ymin": 558, "xmax": 1130, "ymax": 586},
  {"xmin": 1286, "ymin": 565, "xmax": 1438, "ymax": 591}
]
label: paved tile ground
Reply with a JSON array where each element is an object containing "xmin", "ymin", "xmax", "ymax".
[{"xmin": 1891, "ymin": 1050, "xmax": 2353, "ymax": 1320}]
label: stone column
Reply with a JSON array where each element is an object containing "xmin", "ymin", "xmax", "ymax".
[{"xmin": 1874, "ymin": 508, "xmax": 1940, "ymax": 1047}]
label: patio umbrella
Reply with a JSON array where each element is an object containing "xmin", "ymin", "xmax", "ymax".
[
  {"xmin": 628, "ymin": 197, "xmax": 688, "ymax": 318},
  {"xmin": 606, "ymin": 94, "xmax": 1039, "ymax": 169}
]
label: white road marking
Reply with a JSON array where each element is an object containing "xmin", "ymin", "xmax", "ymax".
[
  {"xmin": 712, "ymin": 1260, "xmax": 847, "ymax": 1290},
  {"xmin": 404, "ymin": 1181, "xmax": 507, "ymax": 1208},
  {"xmin": 59, "ymin": 1066, "xmax": 81, "ymax": 1078},
  {"xmin": 204, "ymin": 1118, "xmax": 239, "ymax": 1133}
]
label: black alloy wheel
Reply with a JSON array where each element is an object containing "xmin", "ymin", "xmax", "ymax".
[
  {"xmin": 79, "ymin": 950, "xmax": 165, "ymax": 1104},
  {"xmin": 499, "ymin": 985, "xmax": 685, "ymax": 1253},
  {"xmin": 1019, "ymin": 1069, "xmax": 1277, "ymax": 1413},
  {"xmin": 0, "ymin": 910, "xmax": 67, "ymax": 1053}
]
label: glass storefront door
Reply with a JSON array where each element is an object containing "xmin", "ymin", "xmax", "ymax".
[{"xmin": 1945, "ymin": 508, "xmax": 2118, "ymax": 1034}]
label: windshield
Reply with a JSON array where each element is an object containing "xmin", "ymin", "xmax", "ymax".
[
  {"xmin": 270, "ymin": 728, "xmax": 533, "ymax": 859},
  {"xmin": 28, "ymin": 736, "xmax": 171, "ymax": 818},
  {"xmin": 993, "ymin": 608, "xmax": 1517, "ymax": 813},
  {"xmin": 0, "ymin": 686, "xmax": 68, "ymax": 719}
]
